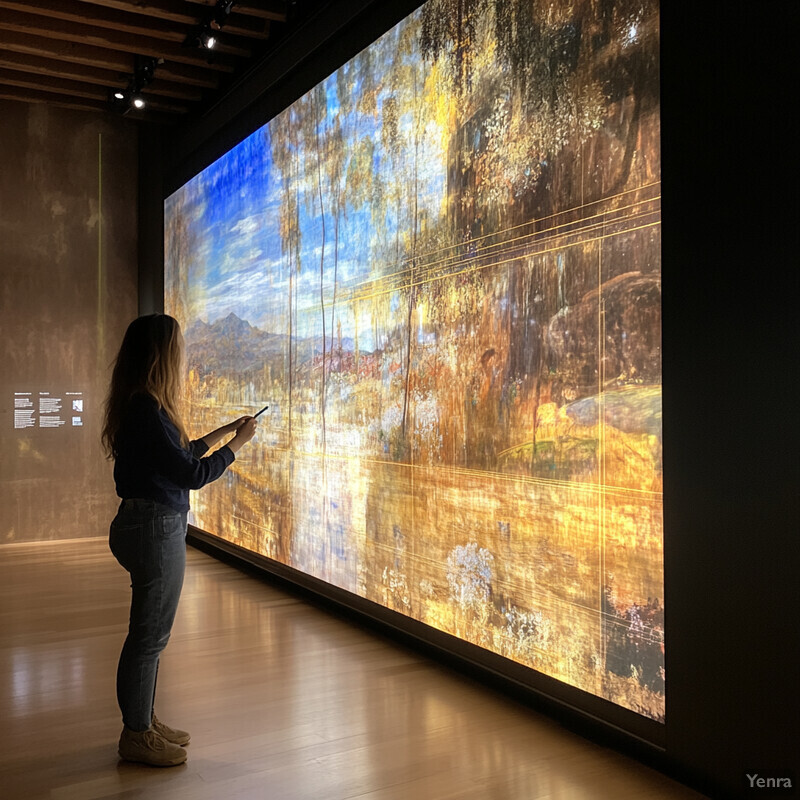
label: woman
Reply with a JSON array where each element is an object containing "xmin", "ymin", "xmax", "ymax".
[{"xmin": 102, "ymin": 313, "xmax": 257, "ymax": 767}]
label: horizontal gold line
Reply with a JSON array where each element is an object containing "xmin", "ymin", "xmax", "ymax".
[
  {"xmin": 227, "ymin": 442, "xmax": 662, "ymax": 498},
  {"xmin": 351, "ymin": 195, "xmax": 661, "ymax": 290},
  {"xmin": 358, "ymin": 181, "xmax": 662, "ymax": 280},
  {"xmin": 344, "ymin": 219, "xmax": 661, "ymax": 303}
]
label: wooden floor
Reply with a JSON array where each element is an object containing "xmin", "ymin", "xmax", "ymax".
[{"xmin": 0, "ymin": 538, "xmax": 706, "ymax": 800}]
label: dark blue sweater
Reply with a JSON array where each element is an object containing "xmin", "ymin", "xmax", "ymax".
[{"xmin": 113, "ymin": 393, "xmax": 235, "ymax": 512}]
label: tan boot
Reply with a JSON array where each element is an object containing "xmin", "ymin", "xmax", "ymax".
[
  {"xmin": 118, "ymin": 726, "xmax": 187, "ymax": 767},
  {"xmin": 152, "ymin": 713, "xmax": 191, "ymax": 746}
]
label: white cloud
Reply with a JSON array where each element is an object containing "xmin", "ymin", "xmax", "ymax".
[{"xmin": 230, "ymin": 215, "xmax": 262, "ymax": 238}]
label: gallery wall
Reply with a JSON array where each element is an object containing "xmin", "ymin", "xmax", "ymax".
[{"xmin": 0, "ymin": 101, "xmax": 139, "ymax": 543}]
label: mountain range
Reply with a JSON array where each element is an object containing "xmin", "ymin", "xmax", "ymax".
[{"xmin": 185, "ymin": 312, "xmax": 358, "ymax": 375}]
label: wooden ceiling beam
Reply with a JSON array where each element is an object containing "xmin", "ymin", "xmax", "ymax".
[
  {"xmin": 0, "ymin": 30, "xmax": 134, "ymax": 73},
  {"xmin": 0, "ymin": 69, "xmax": 189, "ymax": 113},
  {"xmin": 0, "ymin": 69, "xmax": 190, "ymax": 113},
  {"xmin": 1, "ymin": 8, "xmax": 246, "ymax": 66},
  {"xmin": 0, "ymin": 83, "xmax": 112, "ymax": 113},
  {"xmin": 72, "ymin": 0, "xmax": 273, "ymax": 38},
  {"xmin": 183, "ymin": 0, "xmax": 288, "ymax": 23},
  {"xmin": 0, "ymin": 51, "xmax": 204, "ymax": 102},
  {"xmin": 0, "ymin": 83, "xmax": 185, "ymax": 123},
  {"xmin": 0, "ymin": 31, "xmax": 222, "ymax": 88},
  {"xmin": 0, "ymin": 50, "xmax": 128, "ymax": 88},
  {"xmin": 0, "ymin": 0, "xmax": 296, "ymax": 119},
  {"xmin": 0, "ymin": 0, "xmax": 267, "ymax": 47},
  {"xmin": 0, "ymin": 66, "xmax": 114, "ymax": 102}
]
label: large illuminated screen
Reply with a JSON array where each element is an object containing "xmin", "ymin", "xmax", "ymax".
[{"xmin": 166, "ymin": 0, "xmax": 662, "ymax": 721}]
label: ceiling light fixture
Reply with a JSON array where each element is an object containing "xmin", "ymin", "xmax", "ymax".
[
  {"xmin": 108, "ymin": 55, "xmax": 161, "ymax": 115},
  {"xmin": 184, "ymin": 1, "xmax": 236, "ymax": 53}
]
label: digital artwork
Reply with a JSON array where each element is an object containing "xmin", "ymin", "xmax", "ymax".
[{"xmin": 165, "ymin": 0, "xmax": 663, "ymax": 720}]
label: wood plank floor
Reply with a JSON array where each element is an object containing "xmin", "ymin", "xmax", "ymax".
[{"xmin": 0, "ymin": 538, "xmax": 705, "ymax": 800}]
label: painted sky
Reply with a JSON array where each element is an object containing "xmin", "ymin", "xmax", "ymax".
[{"xmin": 165, "ymin": 10, "xmax": 449, "ymax": 347}]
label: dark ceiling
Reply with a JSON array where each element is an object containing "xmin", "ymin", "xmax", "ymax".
[{"xmin": 0, "ymin": 0, "xmax": 318, "ymax": 122}]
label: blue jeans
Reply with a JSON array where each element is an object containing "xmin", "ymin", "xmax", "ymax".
[{"xmin": 109, "ymin": 499, "xmax": 188, "ymax": 732}]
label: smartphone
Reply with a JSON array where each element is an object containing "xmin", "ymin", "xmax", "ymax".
[{"xmin": 253, "ymin": 404, "xmax": 270, "ymax": 419}]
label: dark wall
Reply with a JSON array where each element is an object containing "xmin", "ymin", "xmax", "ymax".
[
  {"xmin": 0, "ymin": 101, "xmax": 139, "ymax": 542},
  {"xmin": 152, "ymin": 1, "xmax": 798, "ymax": 798},
  {"xmin": 661, "ymin": 3, "xmax": 799, "ymax": 797}
]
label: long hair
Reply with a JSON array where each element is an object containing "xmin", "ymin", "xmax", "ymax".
[{"xmin": 102, "ymin": 313, "xmax": 190, "ymax": 458}]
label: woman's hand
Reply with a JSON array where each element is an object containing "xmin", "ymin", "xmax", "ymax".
[
  {"xmin": 227, "ymin": 416, "xmax": 257, "ymax": 454},
  {"xmin": 200, "ymin": 416, "xmax": 255, "ymax": 449},
  {"xmin": 224, "ymin": 416, "xmax": 251, "ymax": 435}
]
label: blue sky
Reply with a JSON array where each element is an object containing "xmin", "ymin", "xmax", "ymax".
[{"xmin": 165, "ymin": 9, "xmax": 448, "ymax": 349}]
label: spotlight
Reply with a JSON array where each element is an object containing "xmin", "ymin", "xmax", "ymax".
[
  {"xmin": 185, "ymin": 24, "xmax": 216, "ymax": 50},
  {"xmin": 185, "ymin": 1, "xmax": 236, "ymax": 51},
  {"xmin": 108, "ymin": 56, "xmax": 160, "ymax": 114},
  {"xmin": 109, "ymin": 87, "xmax": 130, "ymax": 112}
]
